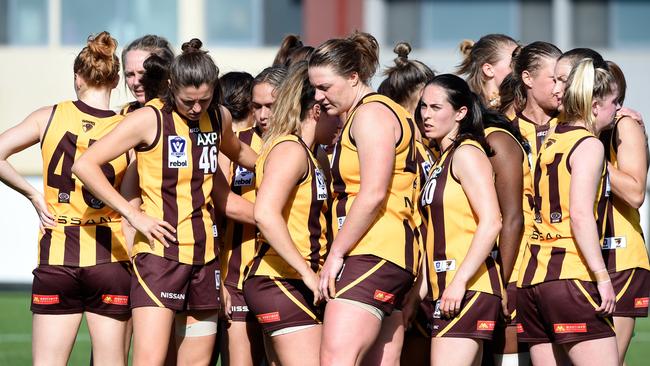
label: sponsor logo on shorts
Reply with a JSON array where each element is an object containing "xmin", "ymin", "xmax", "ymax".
[
  {"xmin": 433, "ymin": 301, "xmax": 441, "ymax": 319},
  {"xmin": 32, "ymin": 294, "xmax": 60, "ymax": 305},
  {"xmin": 634, "ymin": 297, "xmax": 649, "ymax": 308},
  {"xmin": 231, "ymin": 305, "xmax": 249, "ymax": 313},
  {"xmin": 553, "ymin": 323, "xmax": 587, "ymax": 333},
  {"xmin": 433, "ymin": 259, "xmax": 456, "ymax": 273},
  {"xmin": 602, "ymin": 236, "xmax": 627, "ymax": 250},
  {"xmin": 168, "ymin": 136, "xmax": 188, "ymax": 168},
  {"xmin": 477, "ymin": 320, "xmax": 495, "ymax": 331},
  {"xmin": 102, "ymin": 294, "xmax": 129, "ymax": 306},
  {"xmin": 160, "ymin": 292, "xmax": 185, "ymax": 300},
  {"xmin": 516, "ymin": 323, "xmax": 524, "ymax": 333},
  {"xmin": 257, "ymin": 311, "xmax": 281, "ymax": 323},
  {"xmin": 215, "ymin": 270, "xmax": 221, "ymax": 291},
  {"xmin": 335, "ymin": 263, "xmax": 346, "ymax": 282},
  {"xmin": 373, "ymin": 290, "xmax": 395, "ymax": 304}
]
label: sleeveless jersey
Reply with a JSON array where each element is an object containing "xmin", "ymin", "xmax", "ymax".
[
  {"xmin": 331, "ymin": 93, "xmax": 420, "ymax": 275},
  {"xmin": 511, "ymin": 113, "xmax": 558, "ymax": 169},
  {"xmin": 120, "ymin": 101, "xmax": 141, "ymax": 115},
  {"xmin": 421, "ymin": 139, "xmax": 503, "ymax": 300},
  {"xmin": 415, "ymin": 139, "xmax": 435, "ymax": 250},
  {"xmin": 485, "ymin": 126, "xmax": 534, "ymax": 283},
  {"xmin": 518, "ymin": 125, "xmax": 609, "ymax": 286},
  {"xmin": 221, "ymin": 127, "xmax": 263, "ymax": 289},
  {"xmin": 600, "ymin": 119, "xmax": 650, "ymax": 273},
  {"xmin": 248, "ymin": 135, "xmax": 329, "ymax": 279},
  {"xmin": 39, "ymin": 100, "xmax": 129, "ymax": 267},
  {"xmin": 133, "ymin": 102, "xmax": 222, "ymax": 265}
]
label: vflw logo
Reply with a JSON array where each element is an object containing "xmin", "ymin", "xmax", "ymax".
[
  {"xmin": 233, "ymin": 165, "xmax": 254, "ymax": 187},
  {"xmin": 315, "ymin": 168, "xmax": 328, "ymax": 201},
  {"xmin": 168, "ymin": 136, "xmax": 188, "ymax": 168}
]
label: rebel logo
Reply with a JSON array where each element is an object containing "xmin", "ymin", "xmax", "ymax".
[{"xmin": 168, "ymin": 136, "xmax": 188, "ymax": 168}]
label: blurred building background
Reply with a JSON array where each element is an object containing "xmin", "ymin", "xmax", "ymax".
[{"xmin": 1, "ymin": 0, "xmax": 649, "ymax": 282}]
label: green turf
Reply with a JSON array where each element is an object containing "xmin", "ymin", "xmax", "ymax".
[
  {"xmin": 1, "ymin": 291, "xmax": 649, "ymax": 365},
  {"xmin": 0, "ymin": 291, "xmax": 91, "ymax": 365}
]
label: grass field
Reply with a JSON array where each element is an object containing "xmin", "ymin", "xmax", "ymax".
[{"xmin": 2, "ymin": 291, "xmax": 650, "ymax": 365}]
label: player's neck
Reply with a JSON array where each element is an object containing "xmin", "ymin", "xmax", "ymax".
[{"xmin": 77, "ymin": 88, "xmax": 112, "ymax": 111}]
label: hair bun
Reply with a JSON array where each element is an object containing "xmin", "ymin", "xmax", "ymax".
[
  {"xmin": 181, "ymin": 38, "xmax": 203, "ymax": 54},
  {"xmin": 459, "ymin": 39, "xmax": 474, "ymax": 57},
  {"xmin": 87, "ymin": 31, "xmax": 117, "ymax": 59},
  {"xmin": 393, "ymin": 42, "xmax": 411, "ymax": 67}
]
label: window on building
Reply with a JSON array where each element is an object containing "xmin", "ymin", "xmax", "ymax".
[
  {"xmin": 61, "ymin": 0, "xmax": 177, "ymax": 45},
  {"xmin": 0, "ymin": 0, "xmax": 48, "ymax": 45},
  {"xmin": 611, "ymin": 0, "xmax": 650, "ymax": 48}
]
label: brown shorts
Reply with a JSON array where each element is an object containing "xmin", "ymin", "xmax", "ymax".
[
  {"xmin": 405, "ymin": 298, "xmax": 434, "ymax": 338},
  {"xmin": 225, "ymin": 283, "xmax": 256, "ymax": 322},
  {"xmin": 491, "ymin": 282, "xmax": 530, "ymax": 353},
  {"xmin": 31, "ymin": 262, "xmax": 131, "ymax": 316},
  {"xmin": 611, "ymin": 268, "xmax": 650, "ymax": 317},
  {"xmin": 334, "ymin": 255, "xmax": 415, "ymax": 315},
  {"xmin": 131, "ymin": 253, "xmax": 220, "ymax": 311},
  {"xmin": 428, "ymin": 291, "xmax": 501, "ymax": 340},
  {"xmin": 243, "ymin": 276, "xmax": 323, "ymax": 334},
  {"xmin": 517, "ymin": 280, "xmax": 615, "ymax": 344}
]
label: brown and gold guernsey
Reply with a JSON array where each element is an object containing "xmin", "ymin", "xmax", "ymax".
[
  {"xmin": 518, "ymin": 125, "xmax": 609, "ymax": 287},
  {"xmin": 485, "ymin": 126, "xmax": 535, "ymax": 284},
  {"xmin": 511, "ymin": 113, "xmax": 558, "ymax": 170},
  {"xmin": 421, "ymin": 139, "xmax": 504, "ymax": 300},
  {"xmin": 415, "ymin": 139, "xmax": 435, "ymax": 250},
  {"xmin": 39, "ymin": 100, "xmax": 129, "ymax": 267},
  {"xmin": 331, "ymin": 93, "xmax": 421, "ymax": 275},
  {"xmin": 221, "ymin": 127, "xmax": 263, "ymax": 289},
  {"xmin": 248, "ymin": 135, "xmax": 329, "ymax": 280},
  {"xmin": 133, "ymin": 102, "xmax": 222, "ymax": 265},
  {"xmin": 120, "ymin": 101, "xmax": 141, "ymax": 115},
  {"xmin": 600, "ymin": 119, "xmax": 650, "ymax": 273}
]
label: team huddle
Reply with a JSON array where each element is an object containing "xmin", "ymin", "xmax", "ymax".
[{"xmin": 0, "ymin": 29, "xmax": 647, "ymax": 366}]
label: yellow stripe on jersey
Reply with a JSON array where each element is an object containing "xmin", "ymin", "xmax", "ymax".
[
  {"xmin": 331, "ymin": 93, "xmax": 421, "ymax": 275},
  {"xmin": 600, "ymin": 118, "xmax": 650, "ymax": 273},
  {"xmin": 39, "ymin": 100, "xmax": 129, "ymax": 267},
  {"xmin": 248, "ymin": 135, "xmax": 329, "ymax": 280},
  {"xmin": 511, "ymin": 113, "xmax": 558, "ymax": 171},
  {"xmin": 421, "ymin": 139, "xmax": 503, "ymax": 300},
  {"xmin": 518, "ymin": 125, "xmax": 608, "ymax": 286},
  {"xmin": 132, "ymin": 102, "xmax": 221, "ymax": 265},
  {"xmin": 221, "ymin": 127, "xmax": 263, "ymax": 289},
  {"xmin": 485, "ymin": 127, "xmax": 534, "ymax": 284}
]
